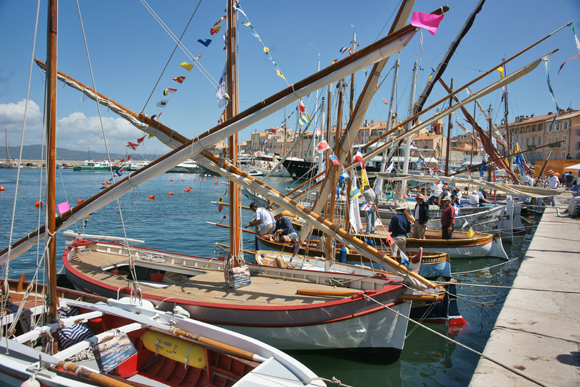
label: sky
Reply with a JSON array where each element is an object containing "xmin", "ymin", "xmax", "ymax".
[{"xmin": 0, "ymin": 0, "xmax": 579, "ymax": 158}]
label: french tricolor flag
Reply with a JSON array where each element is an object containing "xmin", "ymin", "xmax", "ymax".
[{"xmin": 355, "ymin": 149, "xmax": 365, "ymax": 169}]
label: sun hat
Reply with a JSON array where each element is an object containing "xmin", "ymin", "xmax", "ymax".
[
  {"xmin": 416, "ymin": 194, "xmax": 424, "ymax": 199},
  {"xmin": 395, "ymin": 205, "xmax": 407, "ymax": 211},
  {"xmin": 441, "ymin": 197, "xmax": 451, "ymax": 202}
]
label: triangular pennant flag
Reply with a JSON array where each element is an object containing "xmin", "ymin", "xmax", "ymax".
[
  {"xmin": 210, "ymin": 26, "xmax": 222, "ymax": 35},
  {"xmin": 214, "ymin": 16, "xmax": 226, "ymax": 27},
  {"xmin": 197, "ymin": 39, "xmax": 212, "ymax": 47},
  {"xmin": 355, "ymin": 149, "xmax": 365, "ymax": 169},
  {"xmin": 339, "ymin": 171, "xmax": 350, "ymax": 182},
  {"xmin": 156, "ymin": 100, "xmax": 169, "ymax": 108},
  {"xmin": 558, "ymin": 23, "xmax": 580, "ymax": 74},
  {"xmin": 349, "ymin": 187, "xmax": 361, "ymax": 201},
  {"xmin": 242, "ymin": 22, "xmax": 252, "ymax": 27},
  {"xmin": 383, "ymin": 99, "xmax": 388, "ymax": 105},
  {"xmin": 399, "ymin": 251, "xmax": 409, "ymax": 267},
  {"xmin": 173, "ymin": 76, "xmax": 185, "ymax": 84},
  {"xmin": 317, "ymin": 141, "xmax": 329, "ymax": 152},
  {"xmin": 329, "ymin": 155, "xmax": 340, "ymax": 166},
  {"xmin": 151, "ymin": 113, "xmax": 162, "ymax": 121},
  {"xmin": 115, "ymin": 166, "xmax": 124, "ymax": 177},
  {"xmin": 137, "ymin": 135, "xmax": 146, "ymax": 144},
  {"xmin": 163, "ymin": 88, "xmax": 177, "ymax": 96},
  {"xmin": 180, "ymin": 62, "xmax": 194, "ymax": 71},
  {"xmin": 339, "ymin": 47, "xmax": 349, "ymax": 54},
  {"xmin": 315, "ymin": 127, "xmax": 322, "ymax": 137},
  {"xmin": 386, "ymin": 233, "xmax": 395, "ymax": 246},
  {"xmin": 276, "ymin": 69, "xmax": 285, "ymax": 79},
  {"xmin": 360, "ymin": 169, "xmax": 369, "ymax": 189},
  {"xmin": 148, "ymin": 134, "xmax": 155, "ymax": 139},
  {"xmin": 297, "ymin": 100, "xmax": 306, "ymax": 114},
  {"xmin": 496, "ymin": 66, "xmax": 505, "ymax": 79}
]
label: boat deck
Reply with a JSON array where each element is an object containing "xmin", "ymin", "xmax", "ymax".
[{"xmin": 67, "ymin": 247, "xmax": 384, "ymax": 307}]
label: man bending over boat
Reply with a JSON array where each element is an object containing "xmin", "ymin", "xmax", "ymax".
[
  {"xmin": 246, "ymin": 202, "xmax": 276, "ymax": 236},
  {"xmin": 440, "ymin": 197, "xmax": 455, "ymax": 240},
  {"xmin": 269, "ymin": 214, "xmax": 299, "ymax": 243}
]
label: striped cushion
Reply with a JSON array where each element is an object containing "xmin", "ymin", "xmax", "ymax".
[{"xmin": 58, "ymin": 306, "xmax": 94, "ymax": 349}]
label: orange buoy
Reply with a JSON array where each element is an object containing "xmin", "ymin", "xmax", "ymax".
[
  {"xmin": 203, "ymin": 178, "xmax": 206, "ymax": 181},
  {"xmin": 0, "ymin": 185, "xmax": 5, "ymax": 191},
  {"xmin": 213, "ymin": 176, "xmax": 217, "ymax": 179},
  {"xmin": 35, "ymin": 201, "xmax": 43, "ymax": 207},
  {"xmin": 107, "ymin": 180, "xmax": 110, "ymax": 185},
  {"xmin": 215, "ymin": 181, "xmax": 218, "ymax": 185},
  {"xmin": 168, "ymin": 192, "xmax": 174, "ymax": 196},
  {"xmin": 102, "ymin": 181, "xmax": 106, "ymax": 185},
  {"xmin": 182, "ymin": 178, "xmax": 184, "ymax": 182},
  {"xmin": 194, "ymin": 178, "xmax": 197, "ymax": 181},
  {"xmin": 171, "ymin": 178, "xmax": 174, "ymax": 182},
  {"xmin": 76, "ymin": 199, "xmax": 83, "ymax": 204},
  {"xmin": 148, "ymin": 195, "xmax": 155, "ymax": 199},
  {"xmin": 276, "ymin": 178, "xmax": 279, "ymax": 181}
]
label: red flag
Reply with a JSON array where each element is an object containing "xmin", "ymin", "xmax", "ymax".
[
  {"xmin": 382, "ymin": 99, "xmax": 388, "ymax": 105},
  {"xmin": 218, "ymin": 204, "xmax": 223, "ymax": 212},
  {"xmin": 355, "ymin": 150, "xmax": 365, "ymax": 169},
  {"xmin": 137, "ymin": 135, "xmax": 146, "ymax": 144},
  {"xmin": 125, "ymin": 142, "xmax": 138, "ymax": 150},
  {"xmin": 297, "ymin": 100, "xmax": 305, "ymax": 114},
  {"xmin": 317, "ymin": 141, "xmax": 329, "ymax": 152},
  {"xmin": 127, "ymin": 155, "xmax": 132, "ymax": 161},
  {"xmin": 329, "ymin": 155, "xmax": 340, "ymax": 165},
  {"xmin": 386, "ymin": 233, "xmax": 395, "ymax": 246},
  {"xmin": 173, "ymin": 76, "xmax": 185, "ymax": 84},
  {"xmin": 120, "ymin": 158, "xmax": 124, "ymax": 163}
]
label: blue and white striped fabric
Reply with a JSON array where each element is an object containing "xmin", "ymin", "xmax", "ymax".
[{"xmin": 58, "ymin": 306, "xmax": 94, "ymax": 349}]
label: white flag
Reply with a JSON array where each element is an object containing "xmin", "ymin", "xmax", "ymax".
[{"xmin": 216, "ymin": 64, "xmax": 228, "ymax": 108}]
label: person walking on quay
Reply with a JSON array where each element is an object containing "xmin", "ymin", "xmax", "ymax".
[
  {"xmin": 441, "ymin": 197, "xmax": 455, "ymax": 240},
  {"xmin": 547, "ymin": 170, "xmax": 560, "ymax": 206},
  {"xmin": 566, "ymin": 170, "xmax": 575, "ymax": 189},
  {"xmin": 246, "ymin": 202, "xmax": 275, "ymax": 236},
  {"xmin": 389, "ymin": 205, "xmax": 411, "ymax": 258},
  {"xmin": 413, "ymin": 194, "xmax": 429, "ymax": 239}
]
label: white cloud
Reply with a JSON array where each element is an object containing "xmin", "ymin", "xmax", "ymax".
[{"xmin": 0, "ymin": 99, "xmax": 170, "ymax": 154}]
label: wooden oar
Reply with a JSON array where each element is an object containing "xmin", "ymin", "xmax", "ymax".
[
  {"xmin": 207, "ymin": 222, "xmax": 256, "ymax": 234},
  {"xmin": 56, "ymin": 361, "xmax": 135, "ymax": 387},
  {"xmin": 167, "ymin": 327, "xmax": 267, "ymax": 363},
  {"xmin": 215, "ymin": 242, "xmax": 255, "ymax": 256}
]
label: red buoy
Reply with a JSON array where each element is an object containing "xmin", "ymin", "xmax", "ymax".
[
  {"xmin": 107, "ymin": 180, "xmax": 110, "ymax": 185},
  {"xmin": 203, "ymin": 178, "xmax": 206, "ymax": 181},
  {"xmin": 102, "ymin": 181, "xmax": 106, "ymax": 185},
  {"xmin": 168, "ymin": 192, "xmax": 174, "ymax": 196},
  {"xmin": 182, "ymin": 178, "xmax": 185, "ymax": 182},
  {"xmin": 213, "ymin": 176, "xmax": 217, "ymax": 179},
  {"xmin": 194, "ymin": 178, "xmax": 197, "ymax": 181},
  {"xmin": 35, "ymin": 201, "xmax": 43, "ymax": 207},
  {"xmin": 148, "ymin": 195, "xmax": 155, "ymax": 199},
  {"xmin": 276, "ymin": 178, "xmax": 279, "ymax": 181},
  {"xmin": 77, "ymin": 199, "xmax": 83, "ymax": 204},
  {"xmin": 170, "ymin": 178, "xmax": 174, "ymax": 182},
  {"xmin": 215, "ymin": 181, "xmax": 219, "ymax": 185},
  {"xmin": 0, "ymin": 185, "xmax": 5, "ymax": 191}
]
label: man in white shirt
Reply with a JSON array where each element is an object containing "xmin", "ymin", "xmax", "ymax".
[
  {"xmin": 246, "ymin": 202, "xmax": 276, "ymax": 236},
  {"xmin": 547, "ymin": 170, "xmax": 559, "ymax": 207},
  {"xmin": 428, "ymin": 181, "xmax": 443, "ymax": 205}
]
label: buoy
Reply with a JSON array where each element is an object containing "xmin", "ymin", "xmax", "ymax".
[
  {"xmin": 35, "ymin": 201, "xmax": 43, "ymax": 207},
  {"xmin": 171, "ymin": 178, "xmax": 174, "ymax": 182},
  {"xmin": 203, "ymin": 178, "xmax": 206, "ymax": 181},
  {"xmin": 339, "ymin": 247, "xmax": 348, "ymax": 263},
  {"xmin": 76, "ymin": 199, "xmax": 83, "ymax": 204},
  {"xmin": 102, "ymin": 181, "xmax": 105, "ymax": 185},
  {"xmin": 213, "ymin": 176, "xmax": 217, "ymax": 179},
  {"xmin": 20, "ymin": 374, "xmax": 40, "ymax": 387},
  {"xmin": 168, "ymin": 192, "xmax": 173, "ymax": 196},
  {"xmin": 215, "ymin": 181, "xmax": 218, "ymax": 185},
  {"xmin": 184, "ymin": 188, "xmax": 189, "ymax": 192},
  {"xmin": 0, "ymin": 185, "xmax": 5, "ymax": 191},
  {"xmin": 107, "ymin": 180, "xmax": 110, "ymax": 185},
  {"xmin": 182, "ymin": 178, "xmax": 184, "ymax": 181},
  {"xmin": 276, "ymin": 178, "xmax": 279, "ymax": 181},
  {"xmin": 141, "ymin": 330, "xmax": 206, "ymax": 369},
  {"xmin": 194, "ymin": 178, "xmax": 197, "ymax": 181},
  {"xmin": 148, "ymin": 195, "xmax": 155, "ymax": 199}
]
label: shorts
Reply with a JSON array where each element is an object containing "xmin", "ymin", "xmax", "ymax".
[{"xmin": 286, "ymin": 232, "xmax": 298, "ymax": 240}]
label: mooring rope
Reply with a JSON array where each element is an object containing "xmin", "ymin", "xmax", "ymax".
[{"xmin": 363, "ymin": 294, "xmax": 547, "ymax": 387}]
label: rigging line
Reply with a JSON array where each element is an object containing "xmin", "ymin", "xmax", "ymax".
[
  {"xmin": 1, "ymin": 0, "xmax": 42, "ymax": 324},
  {"xmin": 374, "ymin": 0, "xmax": 403, "ymax": 42},
  {"xmin": 399, "ymin": 53, "xmax": 485, "ymax": 73},
  {"xmin": 363, "ymin": 294, "xmax": 548, "ymax": 387},
  {"xmin": 138, "ymin": 0, "xmax": 205, "ymax": 113},
  {"xmin": 75, "ymin": 0, "xmax": 140, "ymax": 293},
  {"xmin": 438, "ymin": 281, "xmax": 580, "ymax": 295}
]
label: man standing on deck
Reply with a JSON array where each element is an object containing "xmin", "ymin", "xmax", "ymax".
[
  {"xmin": 246, "ymin": 202, "xmax": 275, "ymax": 236},
  {"xmin": 441, "ymin": 197, "xmax": 455, "ymax": 240},
  {"xmin": 389, "ymin": 205, "xmax": 411, "ymax": 258},
  {"xmin": 547, "ymin": 170, "xmax": 559, "ymax": 206},
  {"xmin": 413, "ymin": 194, "xmax": 429, "ymax": 239}
]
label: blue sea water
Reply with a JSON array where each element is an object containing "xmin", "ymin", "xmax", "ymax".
[{"xmin": 0, "ymin": 168, "xmax": 531, "ymax": 386}]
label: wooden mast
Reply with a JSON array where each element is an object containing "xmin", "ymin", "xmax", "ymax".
[
  {"xmin": 488, "ymin": 104, "xmax": 493, "ymax": 182},
  {"xmin": 325, "ymin": 81, "xmax": 344, "ymax": 263},
  {"xmin": 444, "ymin": 79, "xmax": 453, "ymax": 176},
  {"xmin": 45, "ymin": 0, "xmax": 59, "ymax": 326},
  {"xmin": 226, "ymin": 0, "xmax": 241, "ymax": 264}
]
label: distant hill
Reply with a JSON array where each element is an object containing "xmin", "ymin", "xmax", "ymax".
[{"xmin": 0, "ymin": 145, "xmax": 156, "ymax": 161}]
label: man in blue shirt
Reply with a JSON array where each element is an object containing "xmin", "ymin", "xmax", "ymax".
[
  {"xmin": 389, "ymin": 205, "xmax": 411, "ymax": 258},
  {"xmin": 271, "ymin": 214, "xmax": 299, "ymax": 243}
]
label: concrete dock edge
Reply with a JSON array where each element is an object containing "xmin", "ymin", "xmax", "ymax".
[{"xmin": 469, "ymin": 193, "xmax": 580, "ymax": 387}]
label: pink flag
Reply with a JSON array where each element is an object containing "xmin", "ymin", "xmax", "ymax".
[
  {"xmin": 411, "ymin": 12, "xmax": 444, "ymax": 35},
  {"xmin": 386, "ymin": 233, "xmax": 395, "ymax": 247},
  {"xmin": 317, "ymin": 141, "xmax": 329, "ymax": 152},
  {"xmin": 57, "ymin": 202, "xmax": 70, "ymax": 215}
]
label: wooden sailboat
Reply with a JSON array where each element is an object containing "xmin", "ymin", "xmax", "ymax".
[{"xmin": 0, "ymin": 2, "xmax": 324, "ymax": 386}]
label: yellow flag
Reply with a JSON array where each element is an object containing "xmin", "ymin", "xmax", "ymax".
[
  {"xmin": 148, "ymin": 134, "xmax": 155, "ymax": 139},
  {"xmin": 496, "ymin": 67, "xmax": 504, "ymax": 79},
  {"xmin": 466, "ymin": 227, "xmax": 475, "ymax": 238},
  {"xmin": 360, "ymin": 169, "xmax": 369, "ymax": 190},
  {"xmin": 276, "ymin": 69, "xmax": 285, "ymax": 80},
  {"xmin": 180, "ymin": 62, "xmax": 194, "ymax": 71}
]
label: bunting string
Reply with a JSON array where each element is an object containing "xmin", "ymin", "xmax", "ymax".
[{"xmin": 558, "ymin": 22, "xmax": 580, "ymax": 74}]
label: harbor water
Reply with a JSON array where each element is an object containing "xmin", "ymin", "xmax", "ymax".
[{"xmin": 0, "ymin": 169, "xmax": 534, "ymax": 386}]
